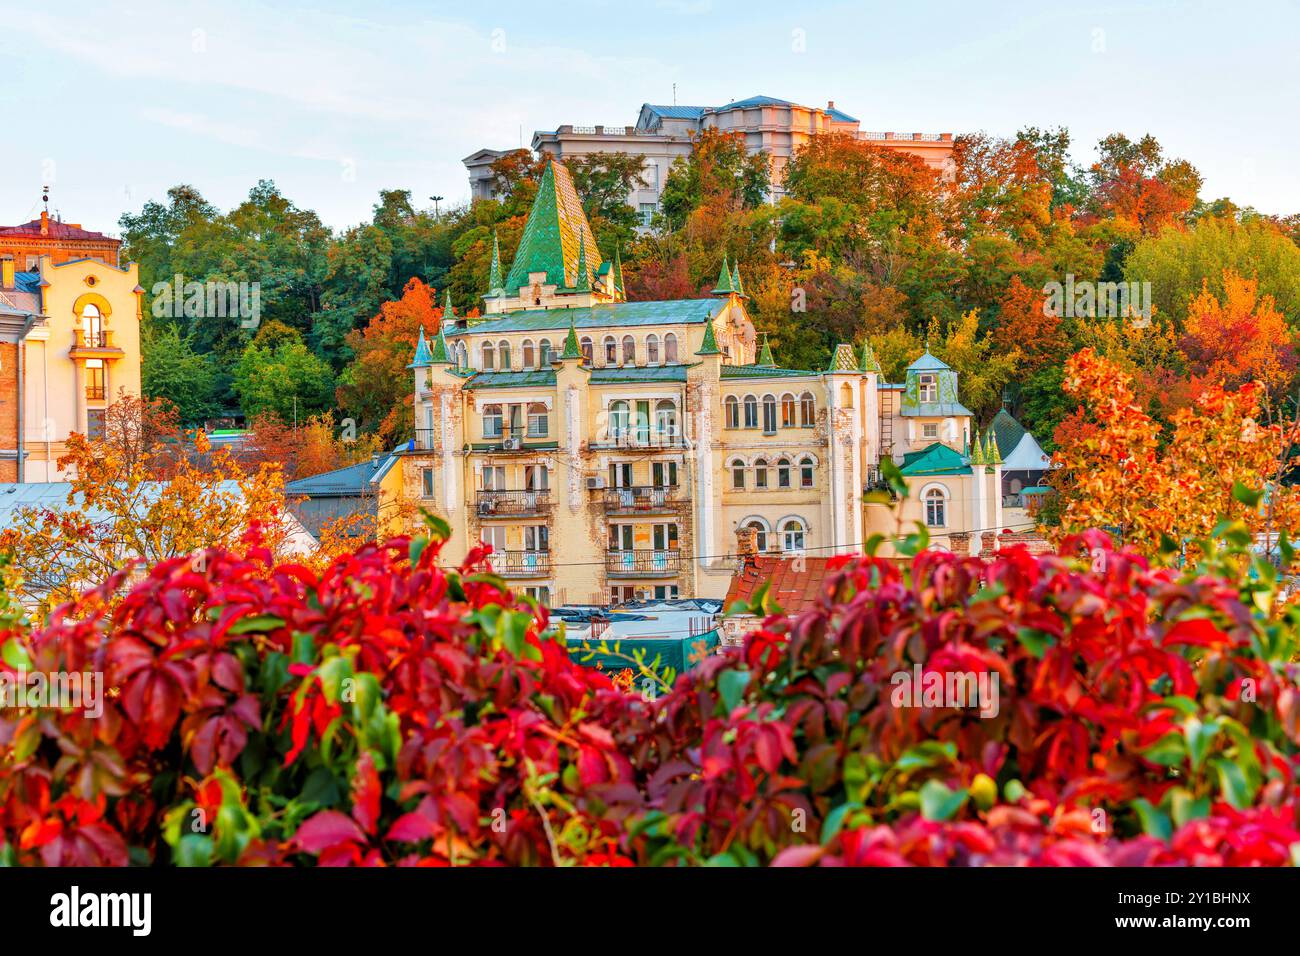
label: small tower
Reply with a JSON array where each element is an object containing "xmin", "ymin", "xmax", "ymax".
[
  {"xmin": 575, "ymin": 233, "xmax": 591, "ymax": 293},
  {"xmin": 710, "ymin": 255, "xmax": 736, "ymax": 296},
  {"xmin": 755, "ymin": 333, "xmax": 776, "ymax": 368},
  {"xmin": 731, "ymin": 261, "xmax": 748, "ymax": 299},
  {"xmin": 612, "ymin": 245, "xmax": 626, "ymax": 300},
  {"xmin": 561, "ymin": 316, "xmax": 583, "ymax": 362},
  {"xmin": 486, "ymin": 231, "xmax": 503, "ymax": 299}
]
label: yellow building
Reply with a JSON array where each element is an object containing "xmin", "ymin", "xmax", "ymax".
[
  {"xmin": 387, "ymin": 160, "xmax": 1003, "ymax": 604},
  {"xmin": 0, "ymin": 248, "xmax": 143, "ymax": 481}
]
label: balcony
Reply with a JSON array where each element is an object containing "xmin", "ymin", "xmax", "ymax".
[
  {"xmin": 414, "ymin": 428, "xmax": 435, "ymax": 450},
  {"xmin": 70, "ymin": 329, "xmax": 124, "ymax": 357},
  {"xmin": 605, "ymin": 549, "xmax": 683, "ymax": 577},
  {"xmin": 589, "ymin": 432, "xmax": 686, "ymax": 451},
  {"xmin": 602, "ymin": 485, "xmax": 681, "ymax": 514},
  {"xmin": 488, "ymin": 551, "xmax": 551, "ymax": 578},
  {"xmin": 477, "ymin": 489, "xmax": 552, "ymax": 518}
]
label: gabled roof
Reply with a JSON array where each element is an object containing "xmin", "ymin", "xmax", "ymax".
[
  {"xmin": 899, "ymin": 442, "xmax": 971, "ymax": 476},
  {"xmin": 503, "ymin": 160, "xmax": 601, "ymax": 293},
  {"xmin": 448, "ymin": 299, "xmax": 722, "ymax": 336},
  {"xmin": 725, "ymin": 555, "xmax": 839, "ymax": 616}
]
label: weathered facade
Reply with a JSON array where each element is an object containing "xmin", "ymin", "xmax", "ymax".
[{"xmin": 388, "ymin": 160, "xmax": 1004, "ymax": 605}]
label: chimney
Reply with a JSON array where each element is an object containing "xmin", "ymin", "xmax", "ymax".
[
  {"xmin": 827, "ymin": 100, "xmax": 835, "ymax": 110},
  {"xmin": 39, "ymin": 209, "xmax": 49, "ymax": 235},
  {"xmin": 1, "ymin": 257, "xmax": 13, "ymax": 291},
  {"xmin": 735, "ymin": 525, "xmax": 759, "ymax": 569},
  {"xmin": 949, "ymin": 532, "xmax": 971, "ymax": 557}
]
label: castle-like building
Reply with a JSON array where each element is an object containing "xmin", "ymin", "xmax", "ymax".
[{"xmin": 387, "ymin": 161, "xmax": 1002, "ymax": 605}]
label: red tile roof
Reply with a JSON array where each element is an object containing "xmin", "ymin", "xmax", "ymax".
[
  {"xmin": 0, "ymin": 219, "xmax": 115, "ymax": 241},
  {"xmin": 724, "ymin": 555, "xmax": 840, "ymax": 616}
]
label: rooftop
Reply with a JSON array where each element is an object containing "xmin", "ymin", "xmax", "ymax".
[
  {"xmin": 0, "ymin": 217, "xmax": 116, "ymax": 242},
  {"xmin": 724, "ymin": 555, "xmax": 840, "ymax": 617},
  {"xmin": 898, "ymin": 442, "xmax": 972, "ymax": 477},
  {"xmin": 285, "ymin": 457, "xmax": 389, "ymax": 497},
  {"xmin": 447, "ymin": 298, "xmax": 722, "ymax": 336}
]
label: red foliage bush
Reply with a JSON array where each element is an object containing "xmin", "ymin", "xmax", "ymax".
[{"xmin": 1, "ymin": 524, "xmax": 1298, "ymax": 866}]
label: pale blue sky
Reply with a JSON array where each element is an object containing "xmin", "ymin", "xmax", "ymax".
[{"xmin": 3, "ymin": 0, "xmax": 1297, "ymax": 234}]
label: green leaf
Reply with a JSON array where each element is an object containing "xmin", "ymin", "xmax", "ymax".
[
  {"xmin": 1209, "ymin": 756, "xmax": 1254, "ymax": 810},
  {"xmin": 1132, "ymin": 798, "xmax": 1172, "ymax": 841},
  {"xmin": 718, "ymin": 668, "xmax": 749, "ymax": 714},
  {"xmin": 1140, "ymin": 731, "xmax": 1186, "ymax": 767},
  {"xmin": 1169, "ymin": 788, "xmax": 1210, "ymax": 827},
  {"xmin": 1, "ymin": 638, "xmax": 32, "ymax": 671},
  {"xmin": 229, "ymin": 614, "xmax": 286, "ymax": 636},
  {"xmin": 1231, "ymin": 481, "xmax": 1263, "ymax": 509},
  {"xmin": 1182, "ymin": 716, "xmax": 1221, "ymax": 773},
  {"xmin": 919, "ymin": 780, "xmax": 968, "ymax": 821},
  {"xmin": 409, "ymin": 536, "xmax": 428, "ymax": 567},
  {"xmin": 1015, "ymin": 627, "xmax": 1054, "ymax": 659},
  {"xmin": 894, "ymin": 741, "xmax": 957, "ymax": 773}
]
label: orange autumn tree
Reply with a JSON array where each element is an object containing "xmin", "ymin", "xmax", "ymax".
[
  {"xmin": 1052, "ymin": 348, "xmax": 1300, "ymax": 557},
  {"xmin": 991, "ymin": 275, "xmax": 1069, "ymax": 375},
  {"xmin": 0, "ymin": 398, "xmax": 292, "ymax": 610},
  {"xmin": 243, "ymin": 411, "xmax": 384, "ymax": 481},
  {"xmin": 1181, "ymin": 270, "xmax": 1297, "ymax": 395}
]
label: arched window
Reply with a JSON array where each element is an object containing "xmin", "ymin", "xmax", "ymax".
[
  {"xmin": 724, "ymin": 395, "xmax": 740, "ymax": 429},
  {"xmin": 603, "ymin": 336, "xmax": 618, "ymax": 365},
  {"xmin": 729, "ymin": 458, "xmax": 746, "ymax": 490},
  {"xmin": 609, "ymin": 400, "xmax": 630, "ymax": 440},
  {"xmin": 580, "ymin": 336, "xmax": 593, "ymax": 366},
  {"xmin": 655, "ymin": 399, "xmax": 677, "ymax": 440},
  {"xmin": 456, "ymin": 342, "xmax": 468, "ymax": 369},
  {"xmin": 924, "ymin": 487, "xmax": 947, "ymax": 527},
  {"xmin": 754, "ymin": 457, "xmax": 769, "ymax": 489},
  {"xmin": 761, "ymin": 394, "xmax": 777, "ymax": 434},
  {"xmin": 622, "ymin": 335, "xmax": 636, "ymax": 365},
  {"xmin": 780, "ymin": 393, "xmax": 796, "ymax": 428},
  {"xmin": 481, "ymin": 342, "xmax": 495, "ymax": 371},
  {"xmin": 799, "ymin": 455, "xmax": 815, "ymax": 489},
  {"xmin": 799, "ymin": 392, "xmax": 815, "ymax": 427},
  {"xmin": 779, "ymin": 517, "xmax": 807, "ymax": 554},
  {"xmin": 777, "ymin": 457, "xmax": 792, "ymax": 488},
  {"xmin": 527, "ymin": 402, "xmax": 548, "ymax": 437},
  {"xmin": 538, "ymin": 339, "xmax": 552, "ymax": 366},
  {"xmin": 743, "ymin": 395, "xmax": 759, "ymax": 429},
  {"xmin": 742, "ymin": 517, "xmax": 770, "ymax": 553},
  {"xmin": 81, "ymin": 303, "xmax": 104, "ymax": 347},
  {"xmin": 482, "ymin": 404, "xmax": 503, "ymax": 439},
  {"xmin": 664, "ymin": 332, "xmax": 678, "ymax": 363},
  {"xmin": 521, "ymin": 339, "xmax": 535, "ymax": 369},
  {"xmin": 646, "ymin": 334, "xmax": 660, "ymax": 365},
  {"xmin": 498, "ymin": 340, "xmax": 512, "ymax": 371}
]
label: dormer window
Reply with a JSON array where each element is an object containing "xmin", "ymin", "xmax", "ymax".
[{"xmin": 919, "ymin": 373, "xmax": 938, "ymax": 403}]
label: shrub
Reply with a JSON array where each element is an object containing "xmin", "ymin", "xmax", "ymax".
[{"xmin": 1, "ymin": 521, "xmax": 1298, "ymax": 866}]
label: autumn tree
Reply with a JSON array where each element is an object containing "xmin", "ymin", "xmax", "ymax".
[
  {"xmin": 991, "ymin": 276, "xmax": 1069, "ymax": 376},
  {"xmin": 1052, "ymin": 348, "xmax": 1300, "ymax": 556},
  {"xmin": 659, "ymin": 129, "xmax": 770, "ymax": 230},
  {"xmin": 1181, "ymin": 271, "xmax": 1297, "ymax": 395},
  {"xmin": 1086, "ymin": 133, "xmax": 1202, "ymax": 234},
  {"xmin": 0, "ymin": 403, "xmax": 292, "ymax": 610}
]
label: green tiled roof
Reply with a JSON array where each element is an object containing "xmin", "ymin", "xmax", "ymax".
[
  {"xmin": 588, "ymin": 365, "xmax": 688, "ymax": 384},
  {"xmin": 731, "ymin": 263, "xmax": 747, "ymax": 298},
  {"xmin": 430, "ymin": 323, "xmax": 450, "ymax": 364},
  {"xmin": 503, "ymin": 160, "xmax": 601, "ymax": 293},
  {"xmin": 696, "ymin": 316, "xmax": 721, "ymax": 355},
  {"xmin": 756, "ymin": 333, "xmax": 775, "ymax": 367},
  {"xmin": 720, "ymin": 365, "xmax": 817, "ymax": 379},
  {"xmin": 486, "ymin": 231, "xmax": 503, "ymax": 297},
  {"xmin": 561, "ymin": 317, "xmax": 581, "ymax": 359},
  {"xmin": 990, "ymin": 408, "xmax": 1026, "ymax": 459},
  {"xmin": 908, "ymin": 350, "xmax": 951, "ymax": 373},
  {"xmin": 463, "ymin": 369, "xmax": 558, "ymax": 390},
  {"xmin": 448, "ymin": 299, "xmax": 722, "ymax": 336},
  {"xmin": 710, "ymin": 256, "xmax": 735, "ymax": 295},
  {"xmin": 899, "ymin": 442, "xmax": 972, "ymax": 477},
  {"xmin": 407, "ymin": 326, "xmax": 432, "ymax": 368},
  {"xmin": 828, "ymin": 343, "xmax": 858, "ymax": 372}
]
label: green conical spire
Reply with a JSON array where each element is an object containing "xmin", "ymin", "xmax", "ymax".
[
  {"xmin": 828, "ymin": 343, "xmax": 858, "ymax": 372},
  {"xmin": 756, "ymin": 333, "xmax": 776, "ymax": 367},
  {"xmin": 731, "ymin": 262, "xmax": 747, "ymax": 298},
  {"xmin": 430, "ymin": 324, "xmax": 450, "ymax": 364},
  {"xmin": 503, "ymin": 159, "xmax": 602, "ymax": 292},
  {"xmin": 487, "ymin": 231, "xmax": 503, "ymax": 296},
  {"xmin": 561, "ymin": 316, "xmax": 582, "ymax": 360},
  {"xmin": 442, "ymin": 289, "xmax": 457, "ymax": 322},
  {"xmin": 860, "ymin": 339, "xmax": 881, "ymax": 374},
  {"xmin": 986, "ymin": 430, "xmax": 1002, "ymax": 465},
  {"xmin": 407, "ymin": 325, "xmax": 432, "ymax": 369},
  {"xmin": 696, "ymin": 317, "xmax": 721, "ymax": 355},
  {"xmin": 711, "ymin": 255, "xmax": 736, "ymax": 295},
  {"xmin": 612, "ymin": 245, "xmax": 625, "ymax": 298},
  {"xmin": 575, "ymin": 233, "xmax": 591, "ymax": 292},
  {"xmin": 969, "ymin": 430, "xmax": 985, "ymax": 465}
]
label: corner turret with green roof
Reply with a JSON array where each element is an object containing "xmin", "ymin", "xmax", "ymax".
[
  {"xmin": 696, "ymin": 317, "xmax": 721, "ymax": 355},
  {"xmin": 561, "ymin": 317, "xmax": 582, "ymax": 360},
  {"xmin": 612, "ymin": 245, "xmax": 626, "ymax": 298},
  {"xmin": 731, "ymin": 262, "xmax": 747, "ymax": 298},
  {"xmin": 860, "ymin": 339, "xmax": 881, "ymax": 374},
  {"xmin": 969, "ymin": 431, "xmax": 985, "ymax": 466},
  {"xmin": 408, "ymin": 326, "xmax": 433, "ymax": 369},
  {"xmin": 575, "ymin": 234, "xmax": 591, "ymax": 292},
  {"xmin": 985, "ymin": 430, "xmax": 1002, "ymax": 465},
  {"xmin": 755, "ymin": 333, "xmax": 776, "ymax": 367},
  {"xmin": 827, "ymin": 343, "xmax": 859, "ymax": 372},
  {"xmin": 711, "ymin": 255, "xmax": 736, "ymax": 296},
  {"xmin": 429, "ymin": 323, "xmax": 450, "ymax": 364}
]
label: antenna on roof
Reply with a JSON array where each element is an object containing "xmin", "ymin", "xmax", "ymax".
[
  {"xmin": 42, "ymin": 185, "xmax": 49, "ymax": 212},
  {"xmin": 672, "ymin": 82, "xmax": 676, "ymax": 106}
]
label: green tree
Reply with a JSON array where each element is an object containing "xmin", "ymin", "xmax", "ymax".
[
  {"xmin": 140, "ymin": 323, "xmax": 218, "ymax": 425},
  {"xmin": 233, "ymin": 324, "xmax": 334, "ymax": 423}
]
